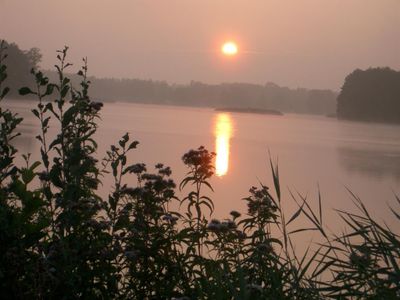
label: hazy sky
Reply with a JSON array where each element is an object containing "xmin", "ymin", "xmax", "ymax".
[{"xmin": 1, "ymin": 0, "xmax": 399, "ymax": 90}]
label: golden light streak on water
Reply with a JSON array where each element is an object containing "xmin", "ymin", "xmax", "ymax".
[{"xmin": 214, "ymin": 114, "xmax": 233, "ymax": 177}]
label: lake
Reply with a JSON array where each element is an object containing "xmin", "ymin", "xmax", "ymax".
[{"xmin": 7, "ymin": 100, "xmax": 400, "ymax": 237}]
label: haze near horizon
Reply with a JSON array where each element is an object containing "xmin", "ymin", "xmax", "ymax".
[{"xmin": 1, "ymin": 0, "xmax": 399, "ymax": 90}]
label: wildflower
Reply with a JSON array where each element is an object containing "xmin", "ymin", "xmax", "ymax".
[
  {"xmin": 182, "ymin": 146, "xmax": 215, "ymax": 179},
  {"xmin": 220, "ymin": 222, "xmax": 229, "ymax": 232},
  {"xmin": 120, "ymin": 187, "xmax": 136, "ymax": 196},
  {"xmin": 163, "ymin": 214, "xmax": 173, "ymax": 221},
  {"xmin": 207, "ymin": 222, "xmax": 220, "ymax": 232},
  {"xmin": 230, "ymin": 210, "xmax": 241, "ymax": 219},
  {"xmin": 163, "ymin": 188, "xmax": 175, "ymax": 199},
  {"xmin": 37, "ymin": 171, "xmax": 49, "ymax": 181},
  {"xmin": 246, "ymin": 186, "xmax": 278, "ymax": 221},
  {"xmin": 247, "ymin": 283, "xmax": 263, "ymax": 292},
  {"xmin": 163, "ymin": 213, "xmax": 178, "ymax": 224},
  {"xmin": 124, "ymin": 250, "xmax": 137, "ymax": 259},
  {"xmin": 98, "ymin": 220, "xmax": 111, "ymax": 230},
  {"xmin": 155, "ymin": 163, "xmax": 164, "ymax": 169},
  {"xmin": 256, "ymin": 243, "xmax": 273, "ymax": 253},
  {"xmin": 127, "ymin": 163, "xmax": 147, "ymax": 175},
  {"xmin": 158, "ymin": 165, "xmax": 172, "ymax": 176},
  {"xmin": 226, "ymin": 220, "xmax": 237, "ymax": 229},
  {"xmin": 236, "ymin": 231, "xmax": 246, "ymax": 240},
  {"xmin": 349, "ymin": 251, "xmax": 370, "ymax": 268},
  {"xmin": 89, "ymin": 101, "xmax": 103, "ymax": 112}
]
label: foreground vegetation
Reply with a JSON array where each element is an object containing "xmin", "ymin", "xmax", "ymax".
[{"xmin": 1, "ymin": 42, "xmax": 400, "ymax": 299}]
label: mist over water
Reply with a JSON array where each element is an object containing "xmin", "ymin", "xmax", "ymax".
[{"xmin": 8, "ymin": 100, "xmax": 400, "ymax": 234}]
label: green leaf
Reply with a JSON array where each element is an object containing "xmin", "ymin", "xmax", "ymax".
[
  {"xmin": 43, "ymin": 116, "xmax": 50, "ymax": 128},
  {"xmin": 19, "ymin": 87, "xmax": 35, "ymax": 96},
  {"xmin": 62, "ymin": 77, "xmax": 70, "ymax": 86},
  {"xmin": 0, "ymin": 72, "xmax": 7, "ymax": 82},
  {"xmin": 287, "ymin": 202, "xmax": 305, "ymax": 226},
  {"xmin": 31, "ymin": 109, "xmax": 40, "ymax": 119},
  {"xmin": 30, "ymin": 161, "xmax": 41, "ymax": 171},
  {"xmin": 35, "ymin": 135, "xmax": 43, "ymax": 143},
  {"xmin": 45, "ymin": 84, "xmax": 54, "ymax": 96},
  {"xmin": 128, "ymin": 141, "xmax": 139, "ymax": 150},
  {"xmin": 21, "ymin": 168, "xmax": 35, "ymax": 184},
  {"xmin": 0, "ymin": 87, "xmax": 9, "ymax": 99},
  {"xmin": 288, "ymin": 227, "xmax": 319, "ymax": 235},
  {"xmin": 61, "ymin": 85, "xmax": 70, "ymax": 98},
  {"xmin": 40, "ymin": 76, "xmax": 49, "ymax": 86},
  {"xmin": 62, "ymin": 106, "xmax": 76, "ymax": 126},
  {"xmin": 269, "ymin": 154, "xmax": 281, "ymax": 201}
]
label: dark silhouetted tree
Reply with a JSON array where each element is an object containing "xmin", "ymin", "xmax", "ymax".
[
  {"xmin": 337, "ymin": 67, "xmax": 400, "ymax": 123},
  {"xmin": 0, "ymin": 40, "xmax": 39, "ymax": 97},
  {"xmin": 25, "ymin": 47, "xmax": 42, "ymax": 69}
]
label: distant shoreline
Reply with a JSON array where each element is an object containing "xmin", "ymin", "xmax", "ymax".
[{"xmin": 215, "ymin": 107, "xmax": 284, "ymax": 116}]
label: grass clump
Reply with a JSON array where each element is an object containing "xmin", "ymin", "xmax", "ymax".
[{"xmin": 1, "ymin": 42, "xmax": 400, "ymax": 299}]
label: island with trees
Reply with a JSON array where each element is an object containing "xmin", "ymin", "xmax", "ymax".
[{"xmin": 337, "ymin": 67, "xmax": 400, "ymax": 124}]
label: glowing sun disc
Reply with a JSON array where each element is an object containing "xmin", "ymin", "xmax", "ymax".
[{"xmin": 222, "ymin": 42, "xmax": 238, "ymax": 56}]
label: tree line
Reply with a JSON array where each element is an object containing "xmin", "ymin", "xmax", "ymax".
[
  {"xmin": 0, "ymin": 40, "xmax": 41, "ymax": 97},
  {"xmin": 3, "ymin": 39, "xmax": 337, "ymax": 115},
  {"xmin": 86, "ymin": 78, "xmax": 337, "ymax": 115},
  {"xmin": 6, "ymin": 39, "xmax": 400, "ymax": 123}
]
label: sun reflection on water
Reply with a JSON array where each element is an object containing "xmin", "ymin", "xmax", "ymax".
[{"xmin": 214, "ymin": 114, "xmax": 233, "ymax": 177}]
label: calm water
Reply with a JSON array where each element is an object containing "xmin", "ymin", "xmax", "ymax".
[{"xmin": 7, "ymin": 100, "xmax": 400, "ymax": 236}]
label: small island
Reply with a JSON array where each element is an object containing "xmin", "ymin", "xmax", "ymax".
[{"xmin": 215, "ymin": 107, "xmax": 284, "ymax": 116}]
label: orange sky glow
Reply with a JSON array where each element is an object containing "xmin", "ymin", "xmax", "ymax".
[{"xmin": 1, "ymin": 0, "xmax": 399, "ymax": 90}]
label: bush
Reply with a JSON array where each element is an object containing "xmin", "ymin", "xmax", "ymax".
[{"xmin": 1, "ymin": 43, "xmax": 400, "ymax": 299}]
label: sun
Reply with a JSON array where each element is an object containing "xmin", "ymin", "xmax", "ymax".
[{"xmin": 221, "ymin": 41, "xmax": 238, "ymax": 56}]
